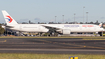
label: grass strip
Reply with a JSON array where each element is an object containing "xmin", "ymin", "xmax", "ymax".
[
  {"xmin": 1, "ymin": 36, "xmax": 105, "ymax": 39},
  {"xmin": 0, "ymin": 53, "xmax": 104, "ymax": 59}
]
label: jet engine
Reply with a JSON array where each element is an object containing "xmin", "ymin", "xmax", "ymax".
[{"xmin": 62, "ymin": 29, "xmax": 71, "ymax": 35}]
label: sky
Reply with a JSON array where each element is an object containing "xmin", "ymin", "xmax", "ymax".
[{"xmin": 0, "ymin": 0, "xmax": 105, "ymax": 23}]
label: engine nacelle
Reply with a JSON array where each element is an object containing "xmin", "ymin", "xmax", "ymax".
[{"xmin": 62, "ymin": 29, "xmax": 71, "ymax": 35}]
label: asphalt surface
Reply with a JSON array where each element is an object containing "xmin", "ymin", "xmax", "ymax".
[{"xmin": 0, "ymin": 38, "xmax": 105, "ymax": 54}]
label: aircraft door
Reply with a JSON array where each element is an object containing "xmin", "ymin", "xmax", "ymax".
[
  {"xmin": 94, "ymin": 26, "xmax": 96, "ymax": 30},
  {"xmin": 20, "ymin": 25, "xmax": 22, "ymax": 30}
]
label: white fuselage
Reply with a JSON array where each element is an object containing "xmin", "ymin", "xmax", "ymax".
[
  {"xmin": 7, "ymin": 24, "xmax": 104, "ymax": 33},
  {"xmin": 2, "ymin": 10, "xmax": 104, "ymax": 34},
  {"xmin": 8, "ymin": 24, "xmax": 49, "ymax": 32}
]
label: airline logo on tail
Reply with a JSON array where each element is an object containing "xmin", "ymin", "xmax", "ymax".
[{"xmin": 6, "ymin": 16, "xmax": 13, "ymax": 23}]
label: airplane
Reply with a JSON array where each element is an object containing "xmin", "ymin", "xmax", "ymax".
[
  {"xmin": 2, "ymin": 10, "xmax": 49, "ymax": 33},
  {"xmin": 1, "ymin": 10, "xmax": 104, "ymax": 35}
]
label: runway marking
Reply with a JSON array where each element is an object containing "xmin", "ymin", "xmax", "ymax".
[
  {"xmin": 0, "ymin": 40, "xmax": 6, "ymax": 42},
  {"xmin": 83, "ymin": 39, "xmax": 105, "ymax": 40},
  {"xmin": 0, "ymin": 49, "xmax": 105, "ymax": 52},
  {"xmin": 48, "ymin": 41, "xmax": 105, "ymax": 49},
  {"xmin": 7, "ymin": 39, "xmax": 104, "ymax": 50},
  {"xmin": 40, "ymin": 40, "xmax": 53, "ymax": 43},
  {"xmin": 37, "ymin": 39, "xmax": 105, "ymax": 49},
  {"xmin": 84, "ymin": 46, "xmax": 86, "ymax": 47}
]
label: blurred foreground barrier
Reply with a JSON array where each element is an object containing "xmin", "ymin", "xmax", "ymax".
[{"xmin": 69, "ymin": 56, "xmax": 78, "ymax": 59}]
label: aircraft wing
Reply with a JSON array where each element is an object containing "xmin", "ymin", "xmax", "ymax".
[
  {"xmin": 42, "ymin": 25, "xmax": 61, "ymax": 30},
  {"xmin": 41, "ymin": 25, "xmax": 61, "ymax": 33}
]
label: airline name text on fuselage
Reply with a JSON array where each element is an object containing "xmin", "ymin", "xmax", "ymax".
[{"xmin": 64, "ymin": 25, "xmax": 94, "ymax": 27}]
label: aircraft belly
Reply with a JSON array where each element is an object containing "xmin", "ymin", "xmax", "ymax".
[{"xmin": 19, "ymin": 28, "xmax": 33, "ymax": 32}]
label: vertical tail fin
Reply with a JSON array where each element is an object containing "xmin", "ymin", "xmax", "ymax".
[{"xmin": 2, "ymin": 10, "xmax": 18, "ymax": 25}]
